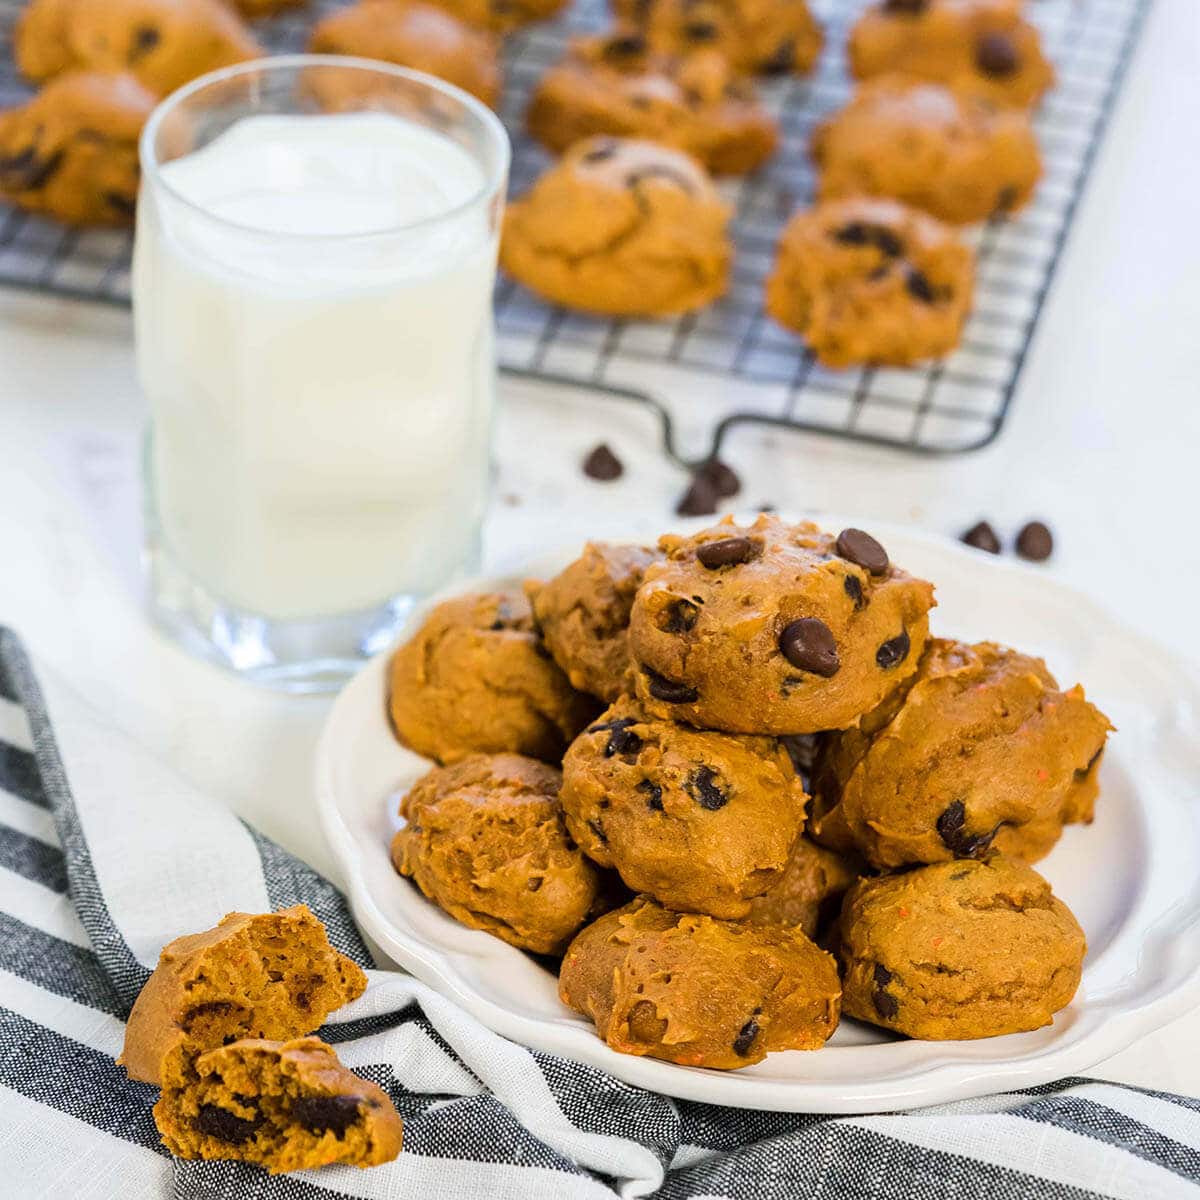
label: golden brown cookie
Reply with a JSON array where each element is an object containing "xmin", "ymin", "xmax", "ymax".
[
  {"xmin": 810, "ymin": 637, "xmax": 1112, "ymax": 870},
  {"xmin": 838, "ymin": 856, "xmax": 1086, "ymax": 1039},
  {"xmin": 309, "ymin": 0, "xmax": 502, "ymax": 109},
  {"xmin": 560, "ymin": 696, "xmax": 808, "ymax": 918},
  {"xmin": 421, "ymin": 0, "xmax": 564, "ymax": 31},
  {"xmin": 16, "ymin": 0, "xmax": 261, "ymax": 97},
  {"xmin": 155, "ymin": 1037, "xmax": 402, "ymax": 1171},
  {"xmin": 500, "ymin": 136, "xmax": 733, "ymax": 318},
  {"xmin": 848, "ymin": 0, "xmax": 1054, "ymax": 109},
  {"xmin": 0, "ymin": 71, "xmax": 155, "ymax": 226},
  {"xmin": 612, "ymin": 0, "xmax": 823, "ymax": 77},
  {"xmin": 766, "ymin": 197, "xmax": 974, "ymax": 366},
  {"xmin": 527, "ymin": 34, "xmax": 778, "ymax": 176},
  {"xmin": 526, "ymin": 541, "xmax": 661, "ymax": 703},
  {"xmin": 628, "ymin": 514, "xmax": 936, "ymax": 735},
  {"xmin": 812, "ymin": 76, "xmax": 1042, "ymax": 224},
  {"xmin": 560, "ymin": 896, "xmax": 840, "ymax": 1068},
  {"xmin": 387, "ymin": 589, "xmax": 598, "ymax": 765},
  {"xmin": 391, "ymin": 754, "xmax": 608, "ymax": 955},
  {"xmin": 744, "ymin": 836, "xmax": 863, "ymax": 939},
  {"xmin": 119, "ymin": 906, "xmax": 367, "ymax": 1086}
]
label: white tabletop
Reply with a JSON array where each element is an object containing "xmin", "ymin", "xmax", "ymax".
[{"xmin": 1, "ymin": 0, "xmax": 1198, "ymax": 1101}]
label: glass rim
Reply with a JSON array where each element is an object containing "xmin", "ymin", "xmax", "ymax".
[{"xmin": 139, "ymin": 53, "xmax": 511, "ymax": 242}]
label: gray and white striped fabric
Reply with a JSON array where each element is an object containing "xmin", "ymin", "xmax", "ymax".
[{"xmin": 0, "ymin": 626, "xmax": 1196, "ymax": 1200}]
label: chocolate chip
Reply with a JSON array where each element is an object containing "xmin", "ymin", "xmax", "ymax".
[
  {"xmin": 835, "ymin": 528, "xmax": 888, "ymax": 576},
  {"xmin": 874, "ymin": 963, "xmax": 893, "ymax": 987},
  {"xmin": 1015, "ymin": 520, "xmax": 1053, "ymax": 562},
  {"xmin": 961, "ymin": 520, "xmax": 1001, "ymax": 554},
  {"xmin": 876, "ymin": 628, "xmax": 910, "ymax": 669},
  {"xmin": 843, "ymin": 574, "xmax": 865, "ymax": 609},
  {"xmin": 637, "ymin": 778, "xmax": 664, "ymax": 811},
  {"xmin": 936, "ymin": 799, "xmax": 997, "ymax": 858},
  {"xmin": 104, "ymin": 191, "xmax": 137, "ymax": 217},
  {"xmin": 290, "ymin": 1094, "xmax": 362, "ymax": 1138},
  {"xmin": 603, "ymin": 33, "xmax": 647, "ymax": 57},
  {"xmin": 662, "ymin": 599, "xmax": 699, "ymax": 633},
  {"xmin": 976, "ymin": 32, "xmax": 1019, "ymax": 77},
  {"xmin": 607, "ymin": 722, "xmax": 643, "ymax": 757},
  {"xmin": 697, "ymin": 536, "xmax": 753, "ymax": 569},
  {"xmin": 196, "ymin": 1103, "xmax": 262, "ymax": 1144},
  {"xmin": 872, "ymin": 963, "xmax": 899, "ymax": 1019},
  {"xmin": 130, "ymin": 24, "xmax": 160, "ymax": 61},
  {"xmin": 732, "ymin": 1017, "xmax": 759, "ymax": 1056},
  {"xmin": 581, "ymin": 139, "xmax": 619, "ymax": 163},
  {"xmin": 686, "ymin": 765, "xmax": 727, "ymax": 810},
  {"xmin": 761, "ymin": 38, "xmax": 795, "ymax": 76},
  {"xmin": 676, "ymin": 473, "xmax": 718, "ymax": 517},
  {"xmin": 905, "ymin": 268, "xmax": 936, "ymax": 304},
  {"xmin": 779, "ymin": 618, "xmax": 839, "ymax": 677},
  {"xmin": 995, "ymin": 184, "xmax": 1018, "ymax": 214},
  {"xmin": 0, "ymin": 146, "xmax": 64, "ymax": 191},
  {"xmin": 683, "ymin": 21, "xmax": 719, "ymax": 41},
  {"xmin": 834, "ymin": 222, "xmax": 902, "ymax": 258},
  {"xmin": 583, "ymin": 443, "xmax": 623, "ymax": 480},
  {"xmin": 697, "ymin": 457, "xmax": 740, "ymax": 498},
  {"xmin": 883, "ymin": 0, "xmax": 927, "ymax": 11},
  {"xmin": 642, "ymin": 666, "xmax": 698, "ymax": 703}
]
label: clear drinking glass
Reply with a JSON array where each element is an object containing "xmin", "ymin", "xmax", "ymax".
[{"xmin": 135, "ymin": 56, "xmax": 509, "ymax": 691}]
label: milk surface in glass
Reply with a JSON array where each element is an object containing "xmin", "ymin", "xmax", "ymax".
[{"xmin": 135, "ymin": 111, "xmax": 497, "ymax": 621}]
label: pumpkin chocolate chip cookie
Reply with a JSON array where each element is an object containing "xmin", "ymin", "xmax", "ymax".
[
  {"xmin": 391, "ymin": 754, "xmax": 609, "ymax": 955},
  {"xmin": 309, "ymin": 0, "xmax": 502, "ymax": 109},
  {"xmin": 155, "ymin": 1037, "xmax": 402, "ymax": 1171},
  {"xmin": 838, "ymin": 856, "xmax": 1086, "ymax": 1039},
  {"xmin": 0, "ymin": 70, "xmax": 155, "ymax": 226},
  {"xmin": 387, "ymin": 589, "xmax": 598, "ymax": 765},
  {"xmin": 766, "ymin": 196, "xmax": 974, "ymax": 366},
  {"xmin": 527, "ymin": 35, "xmax": 778, "ymax": 176},
  {"xmin": 560, "ymin": 696, "xmax": 808, "ymax": 918},
  {"xmin": 612, "ymin": 0, "xmax": 823, "ymax": 77},
  {"xmin": 526, "ymin": 541, "xmax": 661, "ymax": 703},
  {"xmin": 560, "ymin": 896, "xmax": 841, "ymax": 1068},
  {"xmin": 16, "ymin": 0, "xmax": 261, "ymax": 96},
  {"xmin": 628, "ymin": 514, "xmax": 936, "ymax": 735},
  {"xmin": 809, "ymin": 637, "xmax": 1112, "ymax": 870},
  {"xmin": 500, "ymin": 136, "xmax": 733, "ymax": 318},
  {"xmin": 848, "ymin": 0, "xmax": 1054, "ymax": 109},
  {"xmin": 812, "ymin": 77, "xmax": 1042, "ymax": 224}
]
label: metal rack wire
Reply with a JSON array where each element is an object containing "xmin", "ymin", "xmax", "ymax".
[{"xmin": 0, "ymin": 0, "xmax": 1152, "ymax": 461}]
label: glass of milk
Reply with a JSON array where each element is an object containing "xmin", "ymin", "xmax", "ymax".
[{"xmin": 134, "ymin": 56, "xmax": 509, "ymax": 690}]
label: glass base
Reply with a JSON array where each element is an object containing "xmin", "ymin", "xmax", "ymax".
[{"xmin": 145, "ymin": 537, "xmax": 422, "ymax": 694}]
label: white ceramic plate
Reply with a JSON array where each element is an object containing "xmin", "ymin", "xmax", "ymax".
[{"xmin": 315, "ymin": 516, "xmax": 1200, "ymax": 1113}]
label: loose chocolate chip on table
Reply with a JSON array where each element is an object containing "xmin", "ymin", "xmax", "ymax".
[
  {"xmin": 291, "ymin": 1094, "xmax": 362, "ymax": 1138},
  {"xmin": 779, "ymin": 618, "xmax": 839, "ymax": 677},
  {"xmin": 835, "ymin": 528, "xmax": 888, "ymax": 575},
  {"xmin": 935, "ymin": 798, "xmax": 997, "ymax": 858},
  {"xmin": 697, "ymin": 457, "xmax": 741, "ymax": 498},
  {"xmin": 697, "ymin": 536, "xmax": 754, "ymax": 569},
  {"xmin": 1015, "ymin": 520, "xmax": 1053, "ymax": 562},
  {"xmin": 876, "ymin": 628, "xmax": 910, "ymax": 669},
  {"xmin": 843, "ymin": 574, "xmax": 865, "ymax": 609},
  {"xmin": 872, "ymin": 963, "xmax": 899, "ymax": 1019},
  {"xmin": 905, "ymin": 268, "xmax": 936, "ymax": 304},
  {"xmin": 637, "ymin": 778, "xmax": 665, "ymax": 811},
  {"xmin": 641, "ymin": 665, "xmax": 699, "ymax": 704},
  {"xmin": 976, "ymin": 32, "xmax": 1019, "ymax": 77},
  {"xmin": 687, "ymin": 765, "xmax": 727, "ymax": 810},
  {"xmin": 961, "ymin": 520, "xmax": 1001, "ymax": 554},
  {"xmin": 196, "ymin": 1103, "xmax": 263, "ymax": 1144},
  {"xmin": 732, "ymin": 1017, "xmax": 760, "ymax": 1056},
  {"xmin": 662, "ymin": 598, "xmax": 699, "ymax": 633},
  {"xmin": 582, "ymin": 442, "xmax": 623, "ymax": 480},
  {"xmin": 676, "ymin": 473, "xmax": 719, "ymax": 517}
]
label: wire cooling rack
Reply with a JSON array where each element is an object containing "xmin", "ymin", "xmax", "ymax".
[{"xmin": 0, "ymin": 0, "xmax": 1152, "ymax": 460}]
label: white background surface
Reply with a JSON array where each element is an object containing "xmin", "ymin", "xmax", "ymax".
[{"xmin": 0, "ymin": 0, "xmax": 1197, "ymax": 1100}]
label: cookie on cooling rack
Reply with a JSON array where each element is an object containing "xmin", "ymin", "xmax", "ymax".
[
  {"xmin": 560, "ymin": 895, "xmax": 841, "ymax": 1068},
  {"xmin": 15, "ymin": 0, "xmax": 261, "ymax": 97},
  {"xmin": 809, "ymin": 636, "xmax": 1112, "ymax": 870},
  {"xmin": 0, "ymin": 71, "xmax": 155, "ymax": 226},
  {"xmin": 500, "ymin": 136, "xmax": 732, "ymax": 318},
  {"xmin": 527, "ymin": 33, "xmax": 778, "ymax": 175},
  {"xmin": 611, "ymin": 0, "xmax": 823, "ymax": 77},
  {"xmin": 812, "ymin": 77, "xmax": 1041, "ymax": 224},
  {"xmin": 838, "ymin": 856, "xmax": 1086, "ymax": 1039},
  {"xmin": 849, "ymin": 0, "xmax": 1055, "ymax": 109},
  {"xmin": 309, "ymin": 0, "xmax": 502, "ymax": 109},
  {"xmin": 765, "ymin": 196, "xmax": 974, "ymax": 367},
  {"xmin": 628, "ymin": 513, "xmax": 936, "ymax": 735},
  {"xmin": 418, "ymin": 0, "xmax": 564, "ymax": 31}
]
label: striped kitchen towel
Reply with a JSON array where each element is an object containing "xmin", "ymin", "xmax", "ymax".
[{"xmin": 0, "ymin": 626, "xmax": 1196, "ymax": 1200}]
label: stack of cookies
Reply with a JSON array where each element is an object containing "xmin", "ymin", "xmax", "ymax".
[{"xmin": 386, "ymin": 513, "xmax": 1111, "ymax": 1069}]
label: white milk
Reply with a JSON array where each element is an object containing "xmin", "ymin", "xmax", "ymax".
[{"xmin": 134, "ymin": 112, "xmax": 498, "ymax": 620}]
